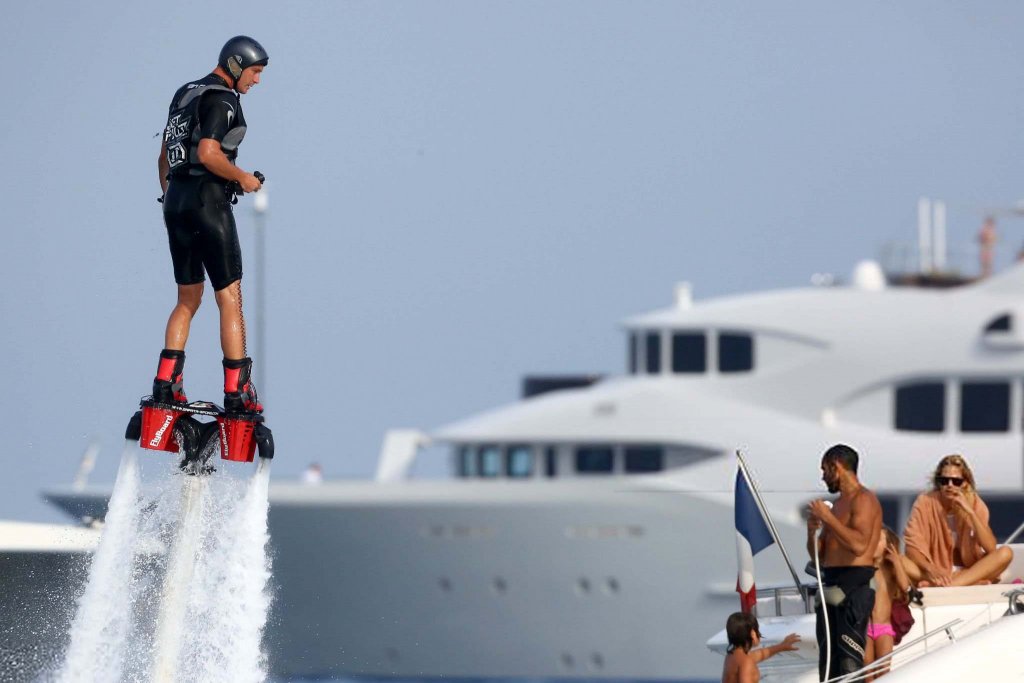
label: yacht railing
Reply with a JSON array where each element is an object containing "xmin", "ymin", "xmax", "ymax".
[
  {"xmin": 755, "ymin": 585, "xmax": 1024, "ymax": 681},
  {"xmin": 826, "ymin": 618, "xmax": 963, "ymax": 683},
  {"xmin": 754, "ymin": 583, "xmax": 816, "ymax": 618}
]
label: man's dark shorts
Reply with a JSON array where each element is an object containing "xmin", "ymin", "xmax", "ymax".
[
  {"xmin": 815, "ymin": 566, "xmax": 875, "ymax": 680},
  {"xmin": 163, "ymin": 176, "xmax": 243, "ymax": 291}
]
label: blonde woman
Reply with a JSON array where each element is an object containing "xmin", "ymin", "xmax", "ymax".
[{"xmin": 903, "ymin": 455, "xmax": 1013, "ymax": 587}]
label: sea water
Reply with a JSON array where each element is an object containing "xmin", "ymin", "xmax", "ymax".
[{"xmin": 50, "ymin": 444, "xmax": 273, "ymax": 683}]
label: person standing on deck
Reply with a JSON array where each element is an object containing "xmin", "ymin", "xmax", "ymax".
[{"xmin": 806, "ymin": 444, "xmax": 883, "ymax": 681}]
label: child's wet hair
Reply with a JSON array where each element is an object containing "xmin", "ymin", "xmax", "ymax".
[{"xmin": 726, "ymin": 611, "xmax": 759, "ymax": 653}]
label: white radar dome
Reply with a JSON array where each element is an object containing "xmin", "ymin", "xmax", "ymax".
[{"xmin": 851, "ymin": 260, "xmax": 886, "ymax": 291}]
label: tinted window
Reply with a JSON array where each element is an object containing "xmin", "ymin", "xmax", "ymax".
[
  {"xmin": 645, "ymin": 332, "xmax": 661, "ymax": 374},
  {"xmin": 506, "ymin": 445, "xmax": 534, "ymax": 478},
  {"xmin": 624, "ymin": 446, "xmax": 664, "ymax": 473},
  {"xmin": 672, "ymin": 333, "xmax": 706, "ymax": 373},
  {"xmin": 960, "ymin": 382, "xmax": 1010, "ymax": 432},
  {"xmin": 877, "ymin": 494, "xmax": 904, "ymax": 533},
  {"xmin": 576, "ymin": 446, "xmax": 614, "ymax": 474},
  {"xmin": 545, "ymin": 447, "xmax": 557, "ymax": 477},
  {"xmin": 985, "ymin": 314, "xmax": 1012, "ymax": 332},
  {"xmin": 984, "ymin": 496, "xmax": 1024, "ymax": 542},
  {"xmin": 894, "ymin": 383, "xmax": 945, "ymax": 432},
  {"xmin": 719, "ymin": 333, "xmax": 754, "ymax": 373},
  {"xmin": 457, "ymin": 446, "xmax": 475, "ymax": 477},
  {"xmin": 478, "ymin": 445, "xmax": 502, "ymax": 477},
  {"xmin": 629, "ymin": 333, "xmax": 638, "ymax": 374}
]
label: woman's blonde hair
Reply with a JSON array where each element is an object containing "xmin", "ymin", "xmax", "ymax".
[{"xmin": 931, "ymin": 454, "xmax": 976, "ymax": 493}]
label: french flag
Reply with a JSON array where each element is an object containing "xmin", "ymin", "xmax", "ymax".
[{"xmin": 735, "ymin": 465, "xmax": 774, "ymax": 613}]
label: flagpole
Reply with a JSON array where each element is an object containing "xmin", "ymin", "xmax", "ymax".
[{"xmin": 736, "ymin": 449, "xmax": 805, "ymax": 596}]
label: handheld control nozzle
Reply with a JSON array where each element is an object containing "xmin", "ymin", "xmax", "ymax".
[{"xmin": 227, "ymin": 170, "xmax": 266, "ymax": 203}]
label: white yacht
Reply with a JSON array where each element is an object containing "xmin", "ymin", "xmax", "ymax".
[{"xmin": 42, "ymin": 256, "xmax": 1024, "ymax": 681}]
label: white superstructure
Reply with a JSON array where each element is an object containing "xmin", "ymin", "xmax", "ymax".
[{"xmin": 43, "ymin": 260, "xmax": 1024, "ymax": 681}]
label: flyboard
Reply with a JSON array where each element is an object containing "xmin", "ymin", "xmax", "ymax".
[
  {"xmin": 125, "ymin": 398, "xmax": 274, "ymax": 471},
  {"xmin": 124, "ymin": 400, "xmax": 274, "ymax": 681}
]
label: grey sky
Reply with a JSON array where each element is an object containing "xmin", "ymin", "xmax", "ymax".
[{"xmin": 3, "ymin": 2, "xmax": 1024, "ymax": 522}]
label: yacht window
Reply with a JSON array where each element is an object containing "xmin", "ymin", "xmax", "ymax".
[
  {"xmin": 575, "ymin": 446, "xmax": 614, "ymax": 474},
  {"xmin": 545, "ymin": 447, "xmax": 557, "ymax": 477},
  {"xmin": 645, "ymin": 332, "xmax": 661, "ymax": 374},
  {"xmin": 960, "ymin": 381, "xmax": 1010, "ymax": 432},
  {"xmin": 457, "ymin": 446, "xmax": 476, "ymax": 477},
  {"xmin": 478, "ymin": 445, "xmax": 502, "ymax": 478},
  {"xmin": 894, "ymin": 382, "xmax": 945, "ymax": 432},
  {"xmin": 629, "ymin": 333, "xmax": 638, "ymax": 374},
  {"xmin": 624, "ymin": 446, "xmax": 664, "ymax": 473},
  {"xmin": 506, "ymin": 445, "xmax": 534, "ymax": 478},
  {"xmin": 877, "ymin": 494, "xmax": 904, "ymax": 533},
  {"xmin": 719, "ymin": 333, "xmax": 754, "ymax": 373},
  {"xmin": 672, "ymin": 333, "xmax": 706, "ymax": 373},
  {"xmin": 985, "ymin": 314, "xmax": 1012, "ymax": 333},
  {"xmin": 983, "ymin": 495, "xmax": 1024, "ymax": 542}
]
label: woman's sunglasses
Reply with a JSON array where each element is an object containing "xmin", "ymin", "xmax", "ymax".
[{"xmin": 936, "ymin": 476, "xmax": 965, "ymax": 487}]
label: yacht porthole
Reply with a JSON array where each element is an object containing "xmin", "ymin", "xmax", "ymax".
[
  {"xmin": 560, "ymin": 652, "xmax": 575, "ymax": 669},
  {"xmin": 492, "ymin": 577, "xmax": 507, "ymax": 594},
  {"xmin": 590, "ymin": 653, "xmax": 605, "ymax": 670},
  {"xmin": 576, "ymin": 577, "xmax": 592, "ymax": 594},
  {"xmin": 438, "ymin": 577, "xmax": 452, "ymax": 592},
  {"xmin": 605, "ymin": 577, "xmax": 620, "ymax": 594}
]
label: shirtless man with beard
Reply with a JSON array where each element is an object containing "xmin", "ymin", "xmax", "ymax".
[{"xmin": 806, "ymin": 444, "xmax": 883, "ymax": 681}]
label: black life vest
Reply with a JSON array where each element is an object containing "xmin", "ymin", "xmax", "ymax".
[{"xmin": 163, "ymin": 74, "xmax": 247, "ymax": 178}]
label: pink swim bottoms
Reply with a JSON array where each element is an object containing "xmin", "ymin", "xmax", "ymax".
[{"xmin": 867, "ymin": 622, "xmax": 897, "ymax": 640}]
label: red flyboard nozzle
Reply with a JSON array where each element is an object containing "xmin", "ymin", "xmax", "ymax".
[
  {"xmin": 140, "ymin": 405, "xmax": 180, "ymax": 453},
  {"xmin": 217, "ymin": 416, "xmax": 257, "ymax": 462}
]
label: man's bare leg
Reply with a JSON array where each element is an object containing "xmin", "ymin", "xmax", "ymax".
[
  {"xmin": 164, "ymin": 283, "xmax": 204, "ymax": 350},
  {"xmin": 951, "ymin": 546, "xmax": 1014, "ymax": 586},
  {"xmin": 153, "ymin": 283, "xmax": 202, "ymax": 403},
  {"xmin": 215, "ymin": 279, "xmax": 262, "ymax": 412},
  {"xmin": 214, "ymin": 280, "xmax": 247, "ymax": 360}
]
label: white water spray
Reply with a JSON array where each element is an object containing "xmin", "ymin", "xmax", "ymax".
[
  {"xmin": 56, "ymin": 443, "xmax": 142, "ymax": 682},
  {"xmin": 53, "ymin": 445, "xmax": 274, "ymax": 683},
  {"xmin": 150, "ymin": 475, "xmax": 209, "ymax": 681},
  {"xmin": 177, "ymin": 458, "xmax": 273, "ymax": 683}
]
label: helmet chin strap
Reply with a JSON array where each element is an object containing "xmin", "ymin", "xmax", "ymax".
[{"xmin": 213, "ymin": 66, "xmax": 239, "ymax": 93}]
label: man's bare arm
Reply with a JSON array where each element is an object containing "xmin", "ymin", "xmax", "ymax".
[
  {"xmin": 196, "ymin": 139, "xmax": 261, "ymax": 192},
  {"xmin": 158, "ymin": 143, "xmax": 169, "ymax": 195}
]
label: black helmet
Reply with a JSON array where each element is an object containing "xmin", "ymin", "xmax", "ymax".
[{"xmin": 218, "ymin": 36, "xmax": 269, "ymax": 82}]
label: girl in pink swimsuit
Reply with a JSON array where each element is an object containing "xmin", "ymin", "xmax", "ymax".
[{"xmin": 864, "ymin": 527, "xmax": 912, "ymax": 680}]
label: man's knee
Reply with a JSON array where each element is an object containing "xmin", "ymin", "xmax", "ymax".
[
  {"xmin": 177, "ymin": 284, "xmax": 204, "ymax": 313},
  {"xmin": 214, "ymin": 280, "xmax": 242, "ymax": 305}
]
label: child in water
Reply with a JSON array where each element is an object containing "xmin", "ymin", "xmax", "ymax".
[
  {"xmin": 864, "ymin": 526, "xmax": 914, "ymax": 680},
  {"xmin": 721, "ymin": 612, "xmax": 800, "ymax": 683}
]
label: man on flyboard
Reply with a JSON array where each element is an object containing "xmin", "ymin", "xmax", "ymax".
[{"xmin": 153, "ymin": 36, "xmax": 268, "ymax": 415}]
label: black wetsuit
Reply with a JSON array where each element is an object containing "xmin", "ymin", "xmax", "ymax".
[
  {"xmin": 161, "ymin": 74, "xmax": 248, "ymax": 291},
  {"xmin": 815, "ymin": 565, "xmax": 875, "ymax": 680}
]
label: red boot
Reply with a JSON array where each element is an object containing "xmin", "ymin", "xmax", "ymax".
[
  {"xmin": 152, "ymin": 349, "xmax": 188, "ymax": 404},
  {"xmin": 223, "ymin": 357, "xmax": 262, "ymax": 414}
]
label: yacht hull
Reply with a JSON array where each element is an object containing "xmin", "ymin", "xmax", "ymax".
[{"xmin": 263, "ymin": 479, "xmax": 805, "ymax": 680}]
